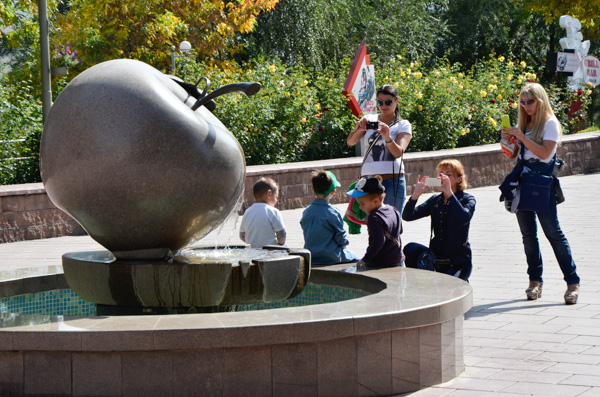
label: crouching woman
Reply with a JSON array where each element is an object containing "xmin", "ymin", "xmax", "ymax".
[{"xmin": 402, "ymin": 159, "xmax": 476, "ymax": 281}]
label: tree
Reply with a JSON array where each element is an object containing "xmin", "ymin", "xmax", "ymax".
[
  {"xmin": 516, "ymin": 0, "xmax": 600, "ymax": 40},
  {"xmin": 52, "ymin": 0, "xmax": 279, "ymax": 71},
  {"xmin": 434, "ymin": 0, "xmax": 550, "ymax": 70},
  {"xmin": 246, "ymin": 0, "xmax": 450, "ymax": 70}
]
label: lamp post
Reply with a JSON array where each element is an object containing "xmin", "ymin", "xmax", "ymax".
[
  {"xmin": 170, "ymin": 41, "xmax": 192, "ymax": 73},
  {"xmin": 38, "ymin": 0, "xmax": 52, "ymax": 122}
]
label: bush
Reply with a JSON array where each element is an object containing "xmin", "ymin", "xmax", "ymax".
[
  {"xmin": 178, "ymin": 58, "xmax": 357, "ymax": 165},
  {"xmin": 0, "ymin": 79, "xmax": 42, "ymax": 185},
  {"xmin": 377, "ymin": 54, "xmax": 594, "ymax": 152}
]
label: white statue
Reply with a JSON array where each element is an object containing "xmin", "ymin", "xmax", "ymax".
[{"xmin": 559, "ymin": 15, "xmax": 591, "ymax": 90}]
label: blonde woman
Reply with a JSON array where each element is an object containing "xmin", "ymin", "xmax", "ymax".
[{"xmin": 501, "ymin": 83, "xmax": 580, "ymax": 304}]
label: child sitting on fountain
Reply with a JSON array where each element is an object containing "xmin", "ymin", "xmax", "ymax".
[
  {"xmin": 347, "ymin": 176, "xmax": 404, "ymax": 269},
  {"xmin": 239, "ymin": 177, "xmax": 287, "ymax": 248},
  {"xmin": 300, "ymin": 170, "xmax": 359, "ymax": 266}
]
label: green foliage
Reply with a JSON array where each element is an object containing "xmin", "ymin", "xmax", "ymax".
[
  {"xmin": 0, "ymin": 79, "xmax": 42, "ymax": 184},
  {"xmin": 247, "ymin": 0, "xmax": 449, "ymax": 70},
  {"xmin": 376, "ymin": 53, "xmax": 595, "ymax": 152},
  {"xmin": 435, "ymin": 0, "xmax": 550, "ymax": 70},
  {"xmin": 178, "ymin": 58, "xmax": 356, "ymax": 165}
]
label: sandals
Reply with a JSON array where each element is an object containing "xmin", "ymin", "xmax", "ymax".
[
  {"xmin": 525, "ymin": 282, "xmax": 543, "ymax": 300},
  {"xmin": 564, "ymin": 285, "xmax": 580, "ymax": 305}
]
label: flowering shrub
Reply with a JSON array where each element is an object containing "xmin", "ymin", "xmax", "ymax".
[
  {"xmin": 178, "ymin": 58, "xmax": 356, "ymax": 165},
  {"xmin": 376, "ymin": 53, "xmax": 594, "ymax": 151},
  {"xmin": 52, "ymin": 43, "xmax": 81, "ymax": 68},
  {"xmin": 173, "ymin": 53, "xmax": 596, "ymax": 165}
]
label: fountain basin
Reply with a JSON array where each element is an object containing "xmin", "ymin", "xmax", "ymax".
[
  {"xmin": 62, "ymin": 246, "xmax": 310, "ymax": 308},
  {"xmin": 0, "ymin": 264, "xmax": 471, "ymax": 396}
]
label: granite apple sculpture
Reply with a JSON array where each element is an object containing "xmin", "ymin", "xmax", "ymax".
[{"xmin": 40, "ymin": 59, "xmax": 259, "ymax": 259}]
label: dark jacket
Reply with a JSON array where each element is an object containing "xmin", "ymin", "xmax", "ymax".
[
  {"xmin": 402, "ymin": 191, "xmax": 476, "ymax": 271},
  {"xmin": 363, "ymin": 205, "xmax": 404, "ymax": 266}
]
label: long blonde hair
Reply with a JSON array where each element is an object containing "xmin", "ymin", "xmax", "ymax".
[{"xmin": 517, "ymin": 83, "xmax": 561, "ymax": 144}]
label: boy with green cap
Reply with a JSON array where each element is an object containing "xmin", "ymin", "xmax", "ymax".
[{"xmin": 300, "ymin": 170, "xmax": 359, "ymax": 266}]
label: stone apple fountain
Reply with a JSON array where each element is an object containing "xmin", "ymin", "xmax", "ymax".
[
  {"xmin": 0, "ymin": 59, "xmax": 471, "ymax": 396},
  {"xmin": 40, "ymin": 59, "xmax": 310, "ymax": 312}
]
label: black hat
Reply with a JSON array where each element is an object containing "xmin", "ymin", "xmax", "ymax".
[{"xmin": 346, "ymin": 176, "xmax": 385, "ymax": 197}]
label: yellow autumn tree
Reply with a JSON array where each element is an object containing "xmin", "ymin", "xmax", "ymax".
[
  {"xmin": 53, "ymin": 0, "xmax": 279, "ymax": 71},
  {"xmin": 516, "ymin": 0, "xmax": 600, "ymax": 39}
]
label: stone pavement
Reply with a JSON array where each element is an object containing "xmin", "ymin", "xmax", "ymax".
[{"xmin": 1, "ymin": 173, "xmax": 599, "ymax": 396}]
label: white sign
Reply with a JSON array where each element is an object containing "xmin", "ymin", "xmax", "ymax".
[
  {"xmin": 582, "ymin": 55, "xmax": 600, "ymax": 87},
  {"xmin": 556, "ymin": 52, "xmax": 580, "ymax": 73},
  {"xmin": 352, "ymin": 62, "xmax": 377, "ymax": 114}
]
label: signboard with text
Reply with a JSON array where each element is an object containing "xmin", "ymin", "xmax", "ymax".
[
  {"xmin": 582, "ymin": 55, "xmax": 600, "ymax": 87},
  {"xmin": 556, "ymin": 52, "xmax": 580, "ymax": 73}
]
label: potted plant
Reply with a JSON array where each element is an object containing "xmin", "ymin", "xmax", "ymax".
[{"xmin": 51, "ymin": 43, "xmax": 81, "ymax": 76}]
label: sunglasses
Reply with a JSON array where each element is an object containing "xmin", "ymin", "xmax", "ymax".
[
  {"xmin": 520, "ymin": 98, "xmax": 536, "ymax": 106},
  {"xmin": 377, "ymin": 99, "xmax": 395, "ymax": 106}
]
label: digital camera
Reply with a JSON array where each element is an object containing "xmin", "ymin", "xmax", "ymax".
[{"xmin": 366, "ymin": 121, "xmax": 379, "ymax": 130}]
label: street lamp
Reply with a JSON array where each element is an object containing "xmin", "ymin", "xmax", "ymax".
[{"xmin": 171, "ymin": 41, "xmax": 192, "ymax": 73}]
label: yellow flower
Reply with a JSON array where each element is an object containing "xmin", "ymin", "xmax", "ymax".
[
  {"xmin": 268, "ymin": 64, "xmax": 277, "ymax": 73},
  {"xmin": 588, "ymin": 81, "xmax": 594, "ymax": 87},
  {"xmin": 418, "ymin": 105, "xmax": 423, "ymax": 111},
  {"xmin": 467, "ymin": 114, "xmax": 472, "ymax": 121},
  {"xmin": 301, "ymin": 118, "xmax": 307, "ymax": 123},
  {"xmin": 459, "ymin": 84, "xmax": 463, "ymax": 90},
  {"xmin": 508, "ymin": 61, "xmax": 514, "ymax": 68},
  {"xmin": 489, "ymin": 117, "xmax": 497, "ymax": 127},
  {"xmin": 307, "ymin": 97, "xmax": 312, "ymax": 103},
  {"xmin": 520, "ymin": 61, "xmax": 527, "ymax": 68},
  {"xmin": 498, "ymin": 56, "xmax": 505, "ymax": 62},
  {"xmin": 488, "ymin": 84, "xmax": 497, "ymax": 92},
  {"xmin": 315, "ymin": 103, "xmax": 321, "ymax": 111},
  {"xmin": 530, "ymin": 73, "xmax": 537, "ymax": 80},
  {"xmin": 511, "ymin": 102, "xmax": 518, "ymax": 109},
  {"xmin": 400, "ymin": 71, "xmax": 406, "ymax": 77},
  {"xmin": 458, "ymin": 72, "xmax": 465, "ymax": 78},
  {"xmin": 409, "ymin": 62, "xmax": 414, "ymax": 69},
  {"xmin": 586, "ymin": 90, "xmax": 592, "ymax": 95},
  {"xmin": 480, "ymin": 90, "xmax": 487, "ymax": 98},
  {"xmin": 416, "ymin": 92, "xmax": 423, "ymax": 99},
  {"xmin": 285, "ymin": 92, "xmax": 291, "ymax": 97},
  {"xmin": 406, "ymin": 68, "xmax": 412, "ymax": 75},
  {"xmin": 424, "ymin": 77, "xmax": 429, "ymax": 84},
  {"xmin": 397, "ymin": 55, "xmax": 403, "ymax": 60},
  {"xmin": 497, "ymin": 94, "xmax": 503, "ymax": 100},
  {"xmin": 517, "ymin": 78, "xmax": 522, "ymax": 85},
  {"xmin": 394, "ymin": 82, "xmax": 399, "ymax": 88},
  {"xmin": 302, "ymin": 80, "xmax": 308, "ymax": 87},
  {"xmin": 507, "ymin": 74, "xmax": 513, "ymax": 81},
  {"xmin": 461, "ymin": 129, "xmax": 467, "ymax": 136},
  {"xmin": 414, "ymin": 71, "xmax": 423, "ymax": 79}
]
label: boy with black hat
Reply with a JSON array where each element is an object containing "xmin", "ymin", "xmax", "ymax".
[
  {"xmin": 347, "ymin": 176, "xmax": 404, "ymax": 269},
  {"xmin": 300, "ymin": 170, "xmax": 359, "ymax": 265}
]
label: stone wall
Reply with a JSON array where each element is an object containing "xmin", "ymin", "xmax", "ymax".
[{"xmin": 2, "ymin": 131, "xmax": 599, "ymax": 243}]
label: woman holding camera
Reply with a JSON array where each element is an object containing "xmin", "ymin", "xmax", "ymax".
[
  {"xmin": 347, "ymin": 85, "xmax": 412, "ymax": 213},
  {"xmin": 500, "ymin": 82, "xmax": 580, "ymax": 304},
  {"xmin": 402, "ymin": 159, "xmax": 476, "ymax": 282}
]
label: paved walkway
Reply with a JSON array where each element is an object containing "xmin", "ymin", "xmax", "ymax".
[{"xmin": 1, "ymin": 173, "xmax": 599, "ymax": 396}]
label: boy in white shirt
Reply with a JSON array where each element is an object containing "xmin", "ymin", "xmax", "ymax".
[{"xmin": 239, "ymin": 177, "xmax": 286, "ymax": 248}]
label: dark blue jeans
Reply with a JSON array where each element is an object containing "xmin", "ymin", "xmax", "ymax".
[
  {"xmin": 382, "ymin": 176, "xmax": 406, "ymax": 214},
  {"xmin": 516, "ymin": 188, "xmax": 580, "ymax": 285},
  {"xmin": 403, "ymin": 242, "xmax": 472, "ymax": 282}
]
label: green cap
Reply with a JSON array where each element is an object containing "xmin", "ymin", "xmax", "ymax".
[{"xmin": 314, "ymin": 171, "xmax": 341, "ymax": 196}]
